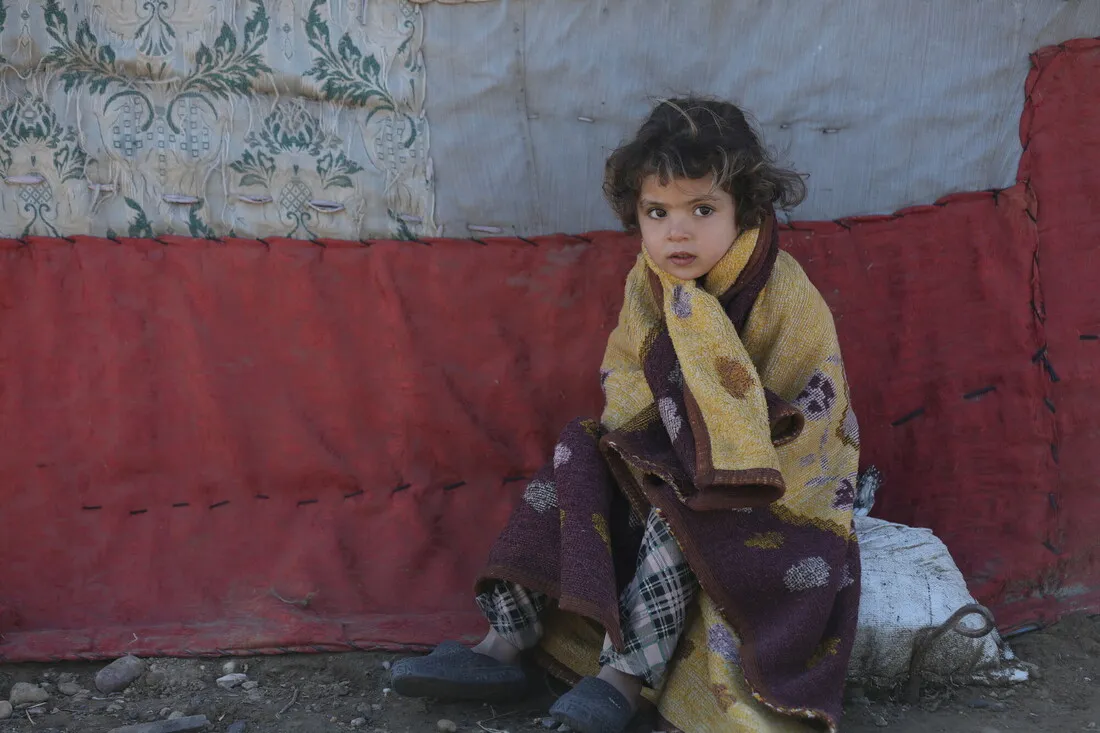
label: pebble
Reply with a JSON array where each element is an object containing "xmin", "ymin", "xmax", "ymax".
[
  {"xmin": 160, "ymin": 708, "xmax": 172, "ymax": 718},
  {"xmin": 241, "ymin": 680, "xmax": 260, "ymax": 690},
  {"xmin": 967, "ymin": 698, "xmax": 1007, "ymax": 712},
  {"xmin": 108, "ymin": 703, "xmax": 125, "ymax": 713},
  {"xmin": 382, "ymin": 661, "xmax": 391, "ymax": 671},
  {"xmin": 8, "ymin": 682, "xmax": 50, "ymax": 706},
  {"xmin": 142, "ymin": 672, "xmax": 167, "ymax": 691},
  {"xmin": 96, "ymin": 656, "xmax": 147, "ymax": 694},
  {"xmin": 1088, "ymin": 723, "xmax": 1097, "ymax": 730},
  {"xmin": 558, "ymin": 725, "xmax": 572, "ymax": 733},
  {"xmin": 216, "ymin": 673, "xmax": 249, "ymax": 689},
  {"xmin": 371, "ymin": 704, "xmax": 382, "ymax": 712},
  {"xmin": 541, "ymin": 718, "xmax": 558, "ymax": 728},
  {"xmin": 872, "ymin": 713, "xmax": 889, "ymax": 727},
  {"xmin": 0, "ymin": 701, "xmax": 11, "ymax": 720},
  {"xmin": 437, "ymin": 720, "xmax": 458, "ymax": 733},
  {"xmin": 222, "ymin": 661, "xmax": 241, "ymax": 675},
  {"xmin": 58, "ymin": 681, "xmax": 83, "ymax": 696},
  {"xmin": 168, "ymin": 711, "xmax": 185, "ymax": 719},
  {"xmin": 350, "ymin": 720, "xmax": 366, "ymax": 729},
  {"xmin": 227, "ymin": 722, "xmax": 247, "ymax": 733}
]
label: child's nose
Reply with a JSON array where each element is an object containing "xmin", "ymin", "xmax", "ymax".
[{"xmin": 667, "ymin": 215, "xmax": 692, "ymax": 241}]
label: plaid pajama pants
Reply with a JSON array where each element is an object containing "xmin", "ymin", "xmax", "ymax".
[{"xmin": 475, "ymin": 509, "xmax": 698, "ymax": 689}]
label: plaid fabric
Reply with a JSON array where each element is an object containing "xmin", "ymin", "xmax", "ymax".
[
  {"xmin": 600, "ymin": 509, "xmax": 698, "ymax": 689},
  {"xmin": 475, "ymin": 580, "xmax": 549, "ymax": 651},
  {"xmin": 476, "ymin": 510, "xmax": 695, "ymax": 686}
]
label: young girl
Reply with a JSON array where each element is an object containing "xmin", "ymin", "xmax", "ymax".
[{"xmin": 393, "ymin": 98, "xmax": 861, "ymax": 733}]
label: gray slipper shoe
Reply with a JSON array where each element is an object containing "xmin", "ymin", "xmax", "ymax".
[
  {"xmin": 389, "ymin": 641, "xmax": 527, "ymax": 701},
  {"xmin": 549, "ymin": 676, "xmax": 635, "ymax": 733}
]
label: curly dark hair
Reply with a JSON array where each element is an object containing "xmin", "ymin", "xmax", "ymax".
[{"xmin": 603, "ymin": 98, "xmax": 806, "ymax": 232}]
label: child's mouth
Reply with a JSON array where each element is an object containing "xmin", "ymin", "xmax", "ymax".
[{"xmin": 668, "ymin": 252, "xmax": 697, "ymax": 267}]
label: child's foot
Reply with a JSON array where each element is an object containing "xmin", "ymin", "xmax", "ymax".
[
  {"xmin": 472, "ymin": 628, "xmax": 523, "ymax": 665},
  {"xmin": 595, "ymin": 666, "xmax": 642, "ymax": 708},
  {"xmin": 389, "ymin": 640, "xmax": 527, "ymax": 701},
  {"xmin": 549, "ymin": 673, "xmax": 639, "ymax": 733}
]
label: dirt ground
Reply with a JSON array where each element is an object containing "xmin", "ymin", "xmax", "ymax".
[{"xmin": 1, "ymin": 615, "xmax": 1099, "ymax": 733}]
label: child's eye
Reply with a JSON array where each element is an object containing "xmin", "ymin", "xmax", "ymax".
[
  {"xmin": 646, "ymin": 208, "xmax": 667, "ymax": 220},
  {"xmin": 695, "ymin": 205, "xmax": 715, "ymax": 217}
]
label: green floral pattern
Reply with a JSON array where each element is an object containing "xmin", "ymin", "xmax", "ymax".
[{"xmin": 0, "ymin": 0, "xmax": 435, "ymax": 240}]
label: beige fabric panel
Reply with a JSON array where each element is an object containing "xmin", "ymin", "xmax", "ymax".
[
  {"xmin": 423, "ymin": 0, "xmax": 1100, "ymax": 237},
  {"xmin": 0, "ymin": 0, "xmax": 437, "ymax": 240}
]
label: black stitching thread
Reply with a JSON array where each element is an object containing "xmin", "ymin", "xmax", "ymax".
[
  {"xmin": 1048, "ymin": 492, "xmax": 1059, "ymax": 511},
  {"xmin": 412, "ymin": 238, "xmax": 433, "ymax": 247},
  {"xmin": 572, "ymin": 234, "xmax": 593, "ymax": 244},
  {"xmin": 62, "ymin": 236, "xmax": 76, "ymax": 244},
  {"xmin": 518, "ymin": 237, "xmax": 539, "ymax": 247},
  {"xmin": 1033, "ymin": 349, "xmax": 1061, "ymax": 382},
  {"xmin": 1032, "ymin": 345, "xmax": 1060, "ymax": 381},
  {"xmin": 1081, "ymin": 334, "xmax": 1099, "ymax": 341},
  {"xmin": 255, "ymin": 493, "xmax": 270, "ymax": 500},
  {"xmin": 1051, "ymin": 443, "xmax": 1060, "ymax": 464},
  {"xmin": 210, "ymin": 500, "xmax": 229, "ymax": 509},
  {"xmin": 502, "ymin": 475, "xmax": 528, "ymax": 484},
  {"xmin": 1044, "ymin": 398, "xmax": 1057, "ymax": 413},
  {"xmin": 343, "ymin": 489, "xmax": 364, "ymax": 499},
  {"xmin": 82, "ymin": 505, "xmax": 102, "ymax": 511},
  {"xmin": 130, "ymin": 509, "xmax": 148, "ymax": 515},
  {"xmin": 469, "ymin": 238, "xmax": 489, "ymax": 246},
  {"xmin": 154, "ymin": 238, "xmax": 171, "ymax": 246},
  {"xmin": 1043, "ymin": 540, "xmax": 1062, "ymax": 555},
  {"xmin": 310, "ymin": 238, "xmax": 327, "ymax": 248},
  {"xmin": 988, "ymin": 189, "xmax": 1001, "ymax": 206},
  {"xmin": 443, "ymin": 481, "xmax": 466, "ymax": 491},
  {"xmin": 832, "ymin": 219, "xmax": 852, "ymax": 231},
  {"xmin": 891, "ymin": 408, "xmax": 925, "ymax": 427},
  {"xmin": 392, "ymin": 482, "xmax": 411, "ymax": 493},
  {"xmin": 359, "ymin": 239, "xmax": 374, "ymax": 248},
  {"xmin": 297, "ymin": 499, "xmax": 318, "ymax": 506},
  {"xmin": 172, "ymin": 502, "xmax": 189, "ymax": 508},
  {"xmin": 963, "ymin": 386, "xmax": 996, "ymax": 400},
  {"xmin": 107, "ymin": 235, "xmax": 122, "ymax": 244},
  {"xmin": 256, "ymin": 238, "xmax": 272, "ymax": 250}
]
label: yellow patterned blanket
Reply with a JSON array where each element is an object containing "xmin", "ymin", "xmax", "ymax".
[{"xmin": 480, "ymin": 214, "xmax": 860, "ymax": 732}]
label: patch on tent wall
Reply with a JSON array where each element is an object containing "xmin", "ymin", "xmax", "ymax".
[{"xmin": 0, "ymin": 0, "xmax": 437, "ymax": 240}]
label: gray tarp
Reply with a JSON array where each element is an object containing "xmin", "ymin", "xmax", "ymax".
[{"xmin": 423, "ymin": 0, "xmax": 1100, "ymax": 236}]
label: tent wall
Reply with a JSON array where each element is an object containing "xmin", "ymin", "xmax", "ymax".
[{"xmin": 0, "ymin": 39, "xmax": 1098, "ymax": 663}]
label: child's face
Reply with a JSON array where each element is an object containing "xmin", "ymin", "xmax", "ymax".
[{"xmin": 637, "ymin": 175, "xmax": 738, "ymax": 280}]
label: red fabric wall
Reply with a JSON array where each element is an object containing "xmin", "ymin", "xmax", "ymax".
[{"xmin": 0, "ymin": 41, "xmax": 1097, "ymax": 661}]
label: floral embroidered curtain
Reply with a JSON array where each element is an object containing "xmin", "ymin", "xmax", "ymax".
[{"xmin": 0, "ymin": 0, "xmax": 436, "ymax": 240}]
